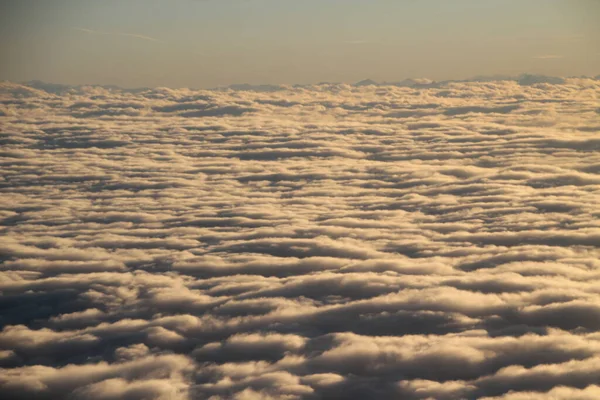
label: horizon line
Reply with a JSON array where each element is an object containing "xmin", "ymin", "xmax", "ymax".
[{"xmin": 2, "ymin": 73, "xmax": 595, "ymax": 91}]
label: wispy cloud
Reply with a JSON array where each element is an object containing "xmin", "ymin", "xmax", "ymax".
[
  {"xmin": 74, "ymin": 27, "xmax": 165, "ymax": 43},
  {"xmin": 344, "ymin": 40, "xmax": 370, "ymax": 45},
  {"xmin": 532, "ymin": 54, "xmax": 564, "ymax": 60}
]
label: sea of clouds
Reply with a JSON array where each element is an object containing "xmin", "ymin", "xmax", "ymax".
[{"xmin": 1, "ymin": 76, "xmax": 600, "ymax": 399}]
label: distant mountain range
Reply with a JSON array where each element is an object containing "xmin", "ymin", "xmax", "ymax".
[
  {"xmin": 353, "ymin": 73, "xmax": 582, "ymax": 88},
  {"xmin": 4, "ymin": 73, "xmax": 599, "ymax": 94}
]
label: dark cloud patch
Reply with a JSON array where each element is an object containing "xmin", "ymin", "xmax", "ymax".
[
  {"xmin": 443, "ymin": 104, "xmax": 520, "ymax": 116},
  {"xmin": 179, "ymin": 106, "xmax": 256, "ymax": 118}
]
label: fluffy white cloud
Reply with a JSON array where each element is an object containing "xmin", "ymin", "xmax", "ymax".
[{"xmin": 1, "ymin": 77, "xmax": 600, "ymax": 399}]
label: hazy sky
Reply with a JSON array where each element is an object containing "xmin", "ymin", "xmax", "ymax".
[{"xmin": 1, "ymin": 0, "xmax": 598, "ymax": 88}]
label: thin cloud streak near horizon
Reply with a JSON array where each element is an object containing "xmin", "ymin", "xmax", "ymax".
[
  {"xmin": 533, "ymin": 55, "xmax": 565, "ymax": 60},
  {"xmin": 73, "ymin": 27, "xmax": 166, "ymax": 44}
]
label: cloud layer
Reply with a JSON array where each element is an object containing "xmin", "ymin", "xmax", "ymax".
[{"xmin": 1, "ymin": 77, "xmax": 600, "ymax": 399}]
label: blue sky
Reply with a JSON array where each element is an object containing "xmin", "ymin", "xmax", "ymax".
[{"xmin": 1, "ymin": 0, "xmax": 598, "ymax": 88}]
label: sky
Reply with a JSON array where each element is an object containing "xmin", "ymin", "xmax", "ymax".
[
  {"xmin": 2, "ymin": 2, "xmax": 600, "ymax": 399},
  {"xmin": 1, "ymin": 0, "xmax": 599, "ymax": 88}
]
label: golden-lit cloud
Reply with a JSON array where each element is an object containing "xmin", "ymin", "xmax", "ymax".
[{"xmin": 1, "ymin": 75, "xmax": 600, "ymax": 399}]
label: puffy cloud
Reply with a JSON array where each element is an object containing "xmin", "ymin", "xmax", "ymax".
[
  {"xmin": 1, "ymin": 77, "xmax": 600, "ymax": 398},
  {"xmin": 0, "ymin": 354, "xmax": 193, "ymax": 400}
]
